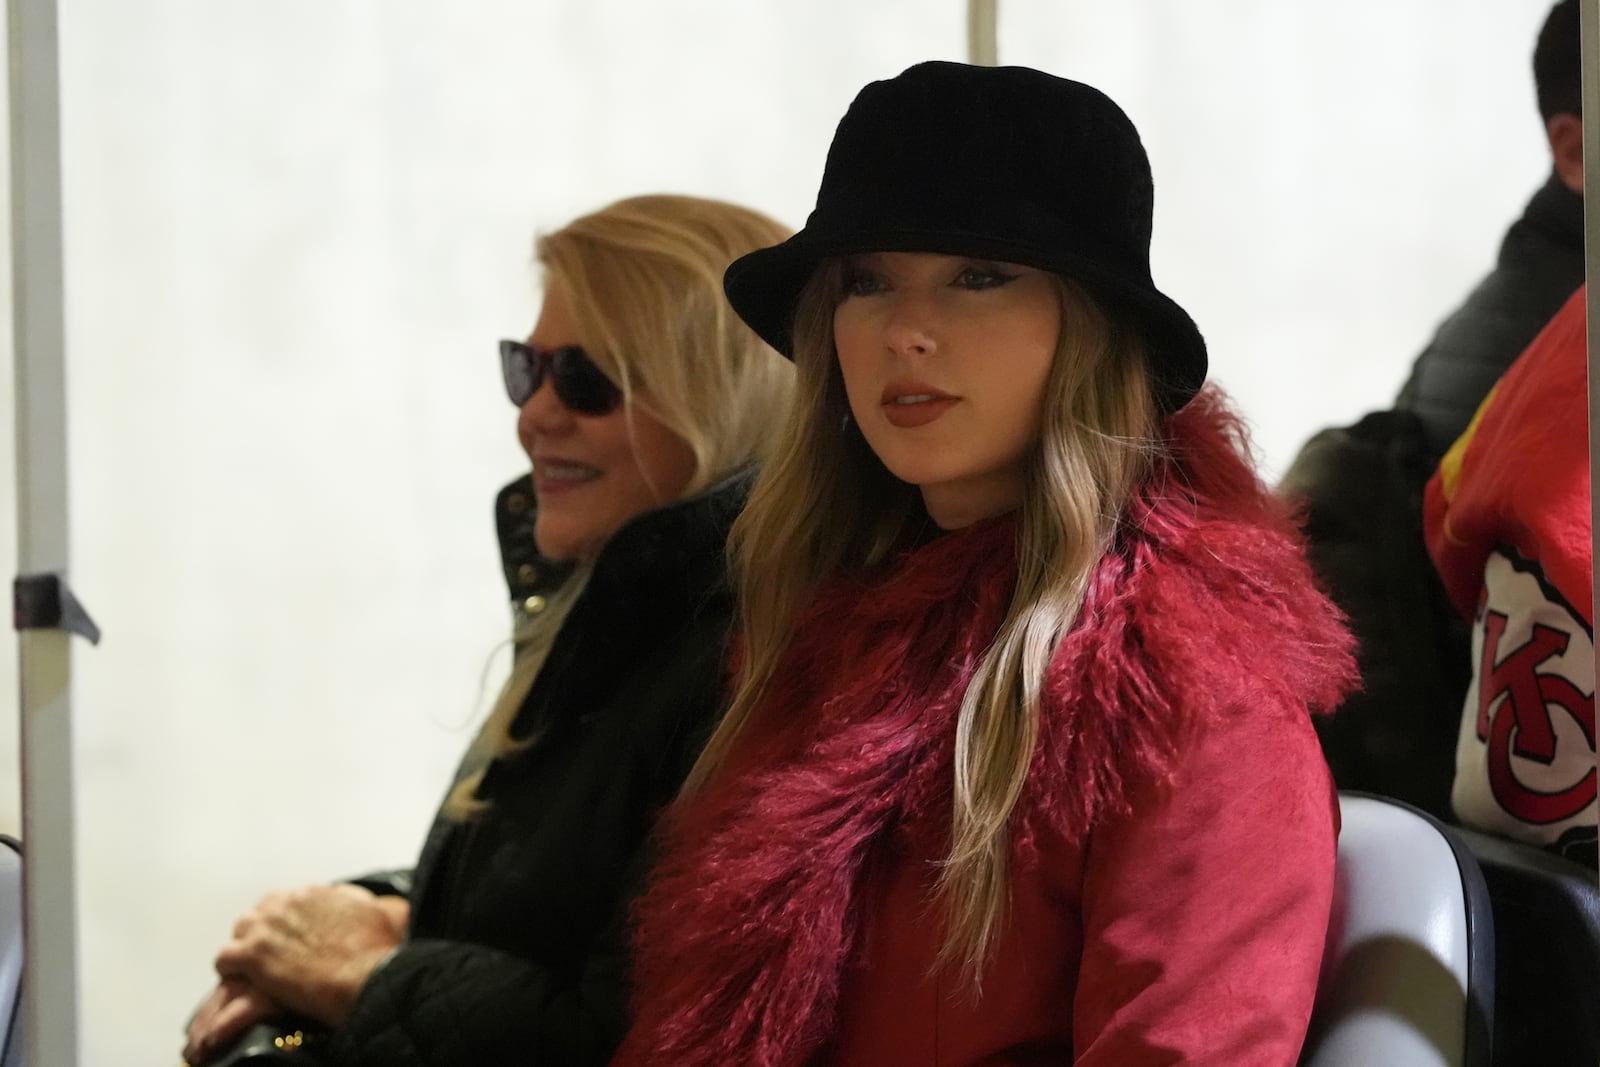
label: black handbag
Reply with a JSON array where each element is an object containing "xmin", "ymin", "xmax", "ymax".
[{"xmin": 201, "ymin": 1018, "xmax": 328, "ymax": 1066}]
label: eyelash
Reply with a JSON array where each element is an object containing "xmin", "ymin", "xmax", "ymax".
[
  {"xmin": 953, "ymin": 265, "xmax": 1019, "ymax": 290},
  {"xmin": 840, "ymin": 263, "xmax": 1020, "ymax": 297},
  {"xmin": 841, "ymin": 267, "xmax": 885, "ymax": 297}
]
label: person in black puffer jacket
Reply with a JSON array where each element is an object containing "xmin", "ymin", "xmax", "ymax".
[{"xmin": 182, "ymin": 194, "xmax": 793, "ymax": 1067}]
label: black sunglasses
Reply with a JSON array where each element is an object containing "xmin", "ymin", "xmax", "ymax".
[{"xmin": 499, "ymin": 339, "xmax": 623, "ymax": 415}]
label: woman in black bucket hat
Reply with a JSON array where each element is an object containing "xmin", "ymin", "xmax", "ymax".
[{"xmin": 616, "ymin": 62, "xmax": 1357, "ymax": 1066}]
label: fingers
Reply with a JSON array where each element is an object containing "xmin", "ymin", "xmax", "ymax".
[
  {"xmin": 183, "ymin": 984, "xmax": 230, "ymax": 1065},
  {"xmin": 213, "ymin": 938, "xmax": 253, "ymax": 982},
  {"xmin": 192, "ymin": 886, "xmax": 324, "ymax": 1061},
  {"xmin": 216, "ymin": 887, "xmax": 303, "ymax": 980},
  {"xmin": 374, "ymin": 895, "xmax": 410, "ymax": 935},
  {"xmin": 215, "ymin": 916, "xmax": 265, "ymax": 982},
  {"xmin": 223, "ymin": 889, "xmax": 286, "ymax": 965},
  {"xmin": 184, "ymin": 978, "xmax": 270, "ymax": 1066},
  {"xmin": 205, "ymin": 986, "xmax": 279, "ymax": 1059}
]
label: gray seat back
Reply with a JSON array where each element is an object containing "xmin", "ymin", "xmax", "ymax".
[
  {"xmin": 0, "ymin": 837, "xmax": 20, "ymax": 1065},
  {"xmin": 1455, "ymin": 825, "xmax": 1599, "ymax": 1065},
  {"xmin": 1299, "ymin": 793, "xmax": 1493, "ymax": 1067}
]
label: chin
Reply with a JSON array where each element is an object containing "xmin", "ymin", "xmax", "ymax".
[
  {"xmin": 534, "ymin": 542, "xmax": 583, "ymax": 564},
  {"xmin": 872, "ymin": 453, "xmax": 954, "ymax": 491},
  {"xmin": 533, "ymin": 522, "xmax": 586, "ymax": 564}
]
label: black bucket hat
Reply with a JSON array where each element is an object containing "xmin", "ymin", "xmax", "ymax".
[{"xmin": 724, "ymin": 60, "xmax": 1207, "ymax": 412}]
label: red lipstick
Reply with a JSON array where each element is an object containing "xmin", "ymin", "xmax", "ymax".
[{"xmin": 880, "ymin": 381, "xmax": 959, "ymax": 429}]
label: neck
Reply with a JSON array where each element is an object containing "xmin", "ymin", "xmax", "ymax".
[{"xmin": 921, "ymin": 472, "xmax": 1025, "ymax": 530}]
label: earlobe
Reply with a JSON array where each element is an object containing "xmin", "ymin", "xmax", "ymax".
[{"xmin": 1546, "ymin": 113, "xmax": 1584, "ymax": 195}]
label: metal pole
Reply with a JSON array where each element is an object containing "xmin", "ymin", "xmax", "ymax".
[
  {"xmin": 967, "ymin": 0, "xmax": 998, "ymax": 66},
  {"xmin": 9, "ymin": 0, "xmax": 83, "ymax": 1061},
  {"xmin": 1582, "ymin": 0, "xmax": 1600, "ymax": 903}
]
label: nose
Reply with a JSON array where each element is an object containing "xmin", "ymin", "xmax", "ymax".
[
  {"xmin": 516, "ymin": 378, "xmax": 572, "ymax": 454},
  {"xmin": 882, "ymin": 290, "xmax": 938, "ymax": 358}
]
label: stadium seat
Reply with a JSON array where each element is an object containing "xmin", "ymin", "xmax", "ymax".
[
  {"xmin": 0, "ymin": 836, "xmax": 20, "ymax": 1066},
  {"xmin": 1453, "ymin": 825, "xmax": 1599, "ymax": 1065},
  {"xmin": 1299, "ymin": 793, "xmax": 1493, "ymax": 1067}
]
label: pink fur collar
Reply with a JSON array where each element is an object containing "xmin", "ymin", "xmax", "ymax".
[{"xmin": 618, "ymin": 391, "xmax": 1357, "ymax": 1066}]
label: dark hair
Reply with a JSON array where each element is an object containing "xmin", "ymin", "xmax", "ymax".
[{"xmin": 1534, "ymin": 0, "xmax": 1581, "ymax": 120}]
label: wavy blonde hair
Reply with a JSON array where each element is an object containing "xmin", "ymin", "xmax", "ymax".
[
  {"xmin": 445, "ymin": 194, "xmax": 794, "ymax": 821},
  {"xmin": 686, "ymin": 260, "xmax": 1159, "ymax": 979}
]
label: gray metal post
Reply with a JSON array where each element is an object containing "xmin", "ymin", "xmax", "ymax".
[
  {"xmin": 968, "ymin": 0, "xmax": 998, "ymax": 66},
  {"xmin": 9, "ymin": 0, "xmax": 83, "ymax": 1062}
]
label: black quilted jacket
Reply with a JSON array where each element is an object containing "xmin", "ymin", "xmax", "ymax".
[
  {"xmin": 1395, "ymin": 173, "xmax": 1584, "ymax": 463},
  {"xmin": 321, "ymin": 471, "xmax": 748, "ymax": 1066}
]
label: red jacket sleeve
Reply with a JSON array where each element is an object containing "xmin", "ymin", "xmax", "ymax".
[
  {"xmin": 1070, "ymin": 705, "xmax": 1338, "ymax": 1065},
  {"xmin": 1425, "ymin": 286, "xmax": 1591, "ymax": 623}
]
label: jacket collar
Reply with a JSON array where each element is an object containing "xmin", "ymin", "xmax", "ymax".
[
  {"xmin": 1516, "ymin": 173, "xmax": 1584, "ymax": 253},
  {"xmin": 494, "ymin": 468, "xmax": 753, "ymax": 607}
]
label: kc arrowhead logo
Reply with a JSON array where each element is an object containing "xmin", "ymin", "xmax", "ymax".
[{"xmin": 1469, "ymin": 552, "xmax": 1595, "ymax": 828}]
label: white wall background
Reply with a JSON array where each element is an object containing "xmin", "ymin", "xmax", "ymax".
[{"xmin": 0, "ymin": 1, "xmax": 1567, "ymax": 1063}]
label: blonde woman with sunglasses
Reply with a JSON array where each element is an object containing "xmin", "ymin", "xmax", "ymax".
[{"xmin": 183, "ymin": 194, "xmax": 792, "ymax": 1067}]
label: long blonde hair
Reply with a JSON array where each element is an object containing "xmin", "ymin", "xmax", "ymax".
[
  {"xmin": 686, "ymin": 259, "xmax": 1159, "ymax": 978},
  {"xmin": 445, "ymin": 194, "xmax": 794, "ymax": 821}
]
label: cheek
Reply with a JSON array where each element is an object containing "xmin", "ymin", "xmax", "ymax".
[
  {"xmin": 1011, "ymin": 308, "xmax": 1061, "ymax": 382},
  {"xmin": 992, "ymin": 328, "xmax": 1057, "ymax": 444},
  {"xmin": 624, "ymin": 411, "xmax": 698, "ymax": 503},
  {"xmin": 633, "ymin": 439, "xmax": 697, "ymax": 502},
  {"xmin": 832, "ymin": 320, "xmax": 877, "ymax": 410},
  {"xmin": 515, "ymin": 405, "xmax": 538, "ymax": 457}
]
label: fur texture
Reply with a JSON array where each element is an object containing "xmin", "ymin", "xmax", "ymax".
[{"xmin": 618, "ymin": 390, "xmax": 1358, "ymax": 1067}]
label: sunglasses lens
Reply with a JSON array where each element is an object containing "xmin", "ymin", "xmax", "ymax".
[
  {"xmin": 552, "ymin": 349, "xmax": 623, "ymax": 415},
  {"xmin": 500, "ymin": 340, "xmax": 622, "ymax": 415},
  {"xmin": 499, "ymin": 340, "xmax": 536, "ymax": 407}
]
